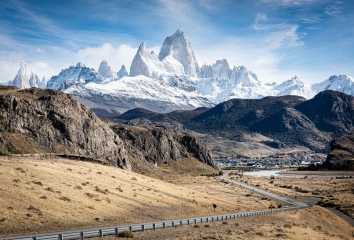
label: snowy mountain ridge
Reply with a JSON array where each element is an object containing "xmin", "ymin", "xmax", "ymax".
[{"xmin": 6, "ymin": 30, "xmax": 354, "ymax": 115}]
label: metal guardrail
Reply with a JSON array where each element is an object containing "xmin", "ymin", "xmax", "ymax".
[{"xmin": 2, "ymin": 206, "xmax": 308, "ymax": 240}]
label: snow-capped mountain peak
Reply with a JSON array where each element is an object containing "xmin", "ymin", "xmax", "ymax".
[
  {"xmin": 312, "ymin": 75, "xmax": 354, "ymax": 96},
  {"xmin": 46, "ymin": 62, "xmax": 103, "ymax": 90},
  {"xmin": 274, "ymin": 76, "xmax": 316, "ymax": 99}
]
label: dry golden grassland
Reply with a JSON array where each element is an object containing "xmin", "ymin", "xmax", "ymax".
[
  {"xmin": 230, "ymin": 171, "xmax": 354, "ymax": 218},
  {"xmin": 0, "ymin": 157, "xmax": 266, "ymax": 237},
  {"xmin": 100, "ymin": 206, "xmax": 354, "ymax": 240}
]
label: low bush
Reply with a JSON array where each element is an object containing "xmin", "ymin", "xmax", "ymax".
[
  {"xmin": 255, "ymin": 232, "xmax": 264, "ymax": 236},
  {"xmin": 284, "ymin": 224, "xmax": 292, "ymax": 228},
  {"xmin": 222, "ymin": 221, "xmax": 228, "ymax": 225},
  {"xmin": 204, "ymin": 224, "xmax": 210, "ymax": 228},
  {"xmin": 235, "ymin": 223, "xmax": 239, "ymax": 226},
  {"xmin": 193, "ymin": 224, "xmax": 200, "ymax": 228},
  {"xmin": 117, "ymin": 230, "xmax": 134, "ymax": 238}
]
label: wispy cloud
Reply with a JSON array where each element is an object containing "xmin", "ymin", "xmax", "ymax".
[
  {"xmin": 253, "ymin": 13, "xmax": 304, "ymax": 48},
  {"xmin": 258, "ymin": 0, "xmax": 324, "ymax": 7},
  {"xmin": 325, "ymin": 0, "xmax": 343, "ymax": 16}
]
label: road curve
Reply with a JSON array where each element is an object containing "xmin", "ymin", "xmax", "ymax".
[{"xmin": 219, "ymin": 173, "xmax": 308, "ymax": 208}]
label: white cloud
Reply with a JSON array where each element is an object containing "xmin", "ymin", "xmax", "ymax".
[{"xmin": 35, "ymin": 48, "xmax": 45, "ymax": 54}]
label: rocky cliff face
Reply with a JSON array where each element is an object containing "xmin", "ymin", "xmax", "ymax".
[
  {"xmin": 111, "ymin": 124, "xmax": 218, "ymax": 169},
  {"xmin": 0, "ymin": 86, "xmax": 131, "ymax": 170},
  {"xmin": 325, "ymin": 132, "xmax": 354, "ymax": 170}
]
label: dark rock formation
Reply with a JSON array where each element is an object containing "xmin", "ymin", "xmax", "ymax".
[
  {"xmin": 111, "ymin": 124, "xmax": 218, "ymax": 169},
  {"xmin": 0, "ymin": 86, "xmax": 131, "ymax": 170},
  {"xmin": 325, "ymin": 132, "xmax": 354, "ymax": 170}
]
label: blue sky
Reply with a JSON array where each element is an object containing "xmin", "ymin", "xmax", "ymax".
[{"xmin": 0, "ymin": 0, "xmax": 353, "ymax": 84}]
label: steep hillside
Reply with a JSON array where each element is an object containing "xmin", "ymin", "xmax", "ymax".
[
  {"xmin": 111, "ymin": 124, "xmax": 218, "ymax": 169},
  {"xmin": 0, "ymin": 86, "xmax": 131, "ymax": 169},
  {"xmin": 295, "ymin": 90, "xmax": 354, "ymax": 134}
]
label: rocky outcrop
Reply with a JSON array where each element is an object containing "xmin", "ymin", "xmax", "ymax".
[
  {"xmin": 325, "ymin": 132, "xmax": 354, "ymax": 170},
  {"xmin": 0, "ymin": 86, "xmax": 131, "ymax": 170},
  {"xmin": 111, "ymin": 124, "xmax": 219, "ymax": 169}
]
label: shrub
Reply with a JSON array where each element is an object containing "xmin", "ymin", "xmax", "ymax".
[
  {"xmin": 193, "ymin": 224, "xmax": 200, "ymax": 228},
  {"xmin": 235, "ymin": 223, "xmax": 239, "ymax": 226},
  {"xmin": 59, "ymin": 197, "xmax": 71, "ymax": 202},
  {"xmin": 284, "ymin": 224, "xmax": 292, "ymax": 228},
  {"xmin": 268, "ymin": 204, "xmax": 276, "ymax": 209},
  {"xmin": 256, "ymin": 232, "xmax": 264, "ymax": 236},
  {"xmin": 222, "ymin": 221, "xmax": 228, "ymax": 225},
  {"xmin": 0, "ymin": 218, "xmax": 6, "ymax": 223},
  {"xmin": 32, "ymin": 181, "xmax": 43, "ymax": 186},
  {"xmin": 117, "ymin": 230, "xmax": 134, "ymax": 238},
  {"xmin": 204, "ymin": 224, "xmax": 210, "ymax": 228},
  {"xmin": 278, "ymin": 204, "xmax": 283, "ymax": 208}
]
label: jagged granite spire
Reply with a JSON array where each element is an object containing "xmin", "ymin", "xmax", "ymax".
[
  {"xmin": 98, "ymin": 59, "xmax": 115, "ymax": 78},
  {"xmin": 158, "ymin": 29, "xmax": 200, "ymax": 77},
  {"xmin": 11, "ymin": 60, "xmax": 30, "ymax": 89},
  {"xmin": 130, "ymin": 42, "xmax": 164, "ymax": 77}
]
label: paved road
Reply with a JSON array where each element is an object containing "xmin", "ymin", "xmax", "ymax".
[
  {"xmin": 219, "ymin": 173, "xmax": 308, "ymax": 208},
  {"xmin": 325, "ymin": 207, "xmax": 354, "ymax": 227}
]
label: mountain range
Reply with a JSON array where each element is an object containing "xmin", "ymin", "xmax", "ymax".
[
  {"xmin": 4, "ymin": 30, "xmax": 354, "ymax": 116},
  {"xmin": 114, "ymin": 90, "xmax": 354, "ymax": 155}
]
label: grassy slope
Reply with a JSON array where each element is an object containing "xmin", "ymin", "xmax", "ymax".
[{"xmin": 0, "ymin": 157, "xmax": 264, "ymax": 237}]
